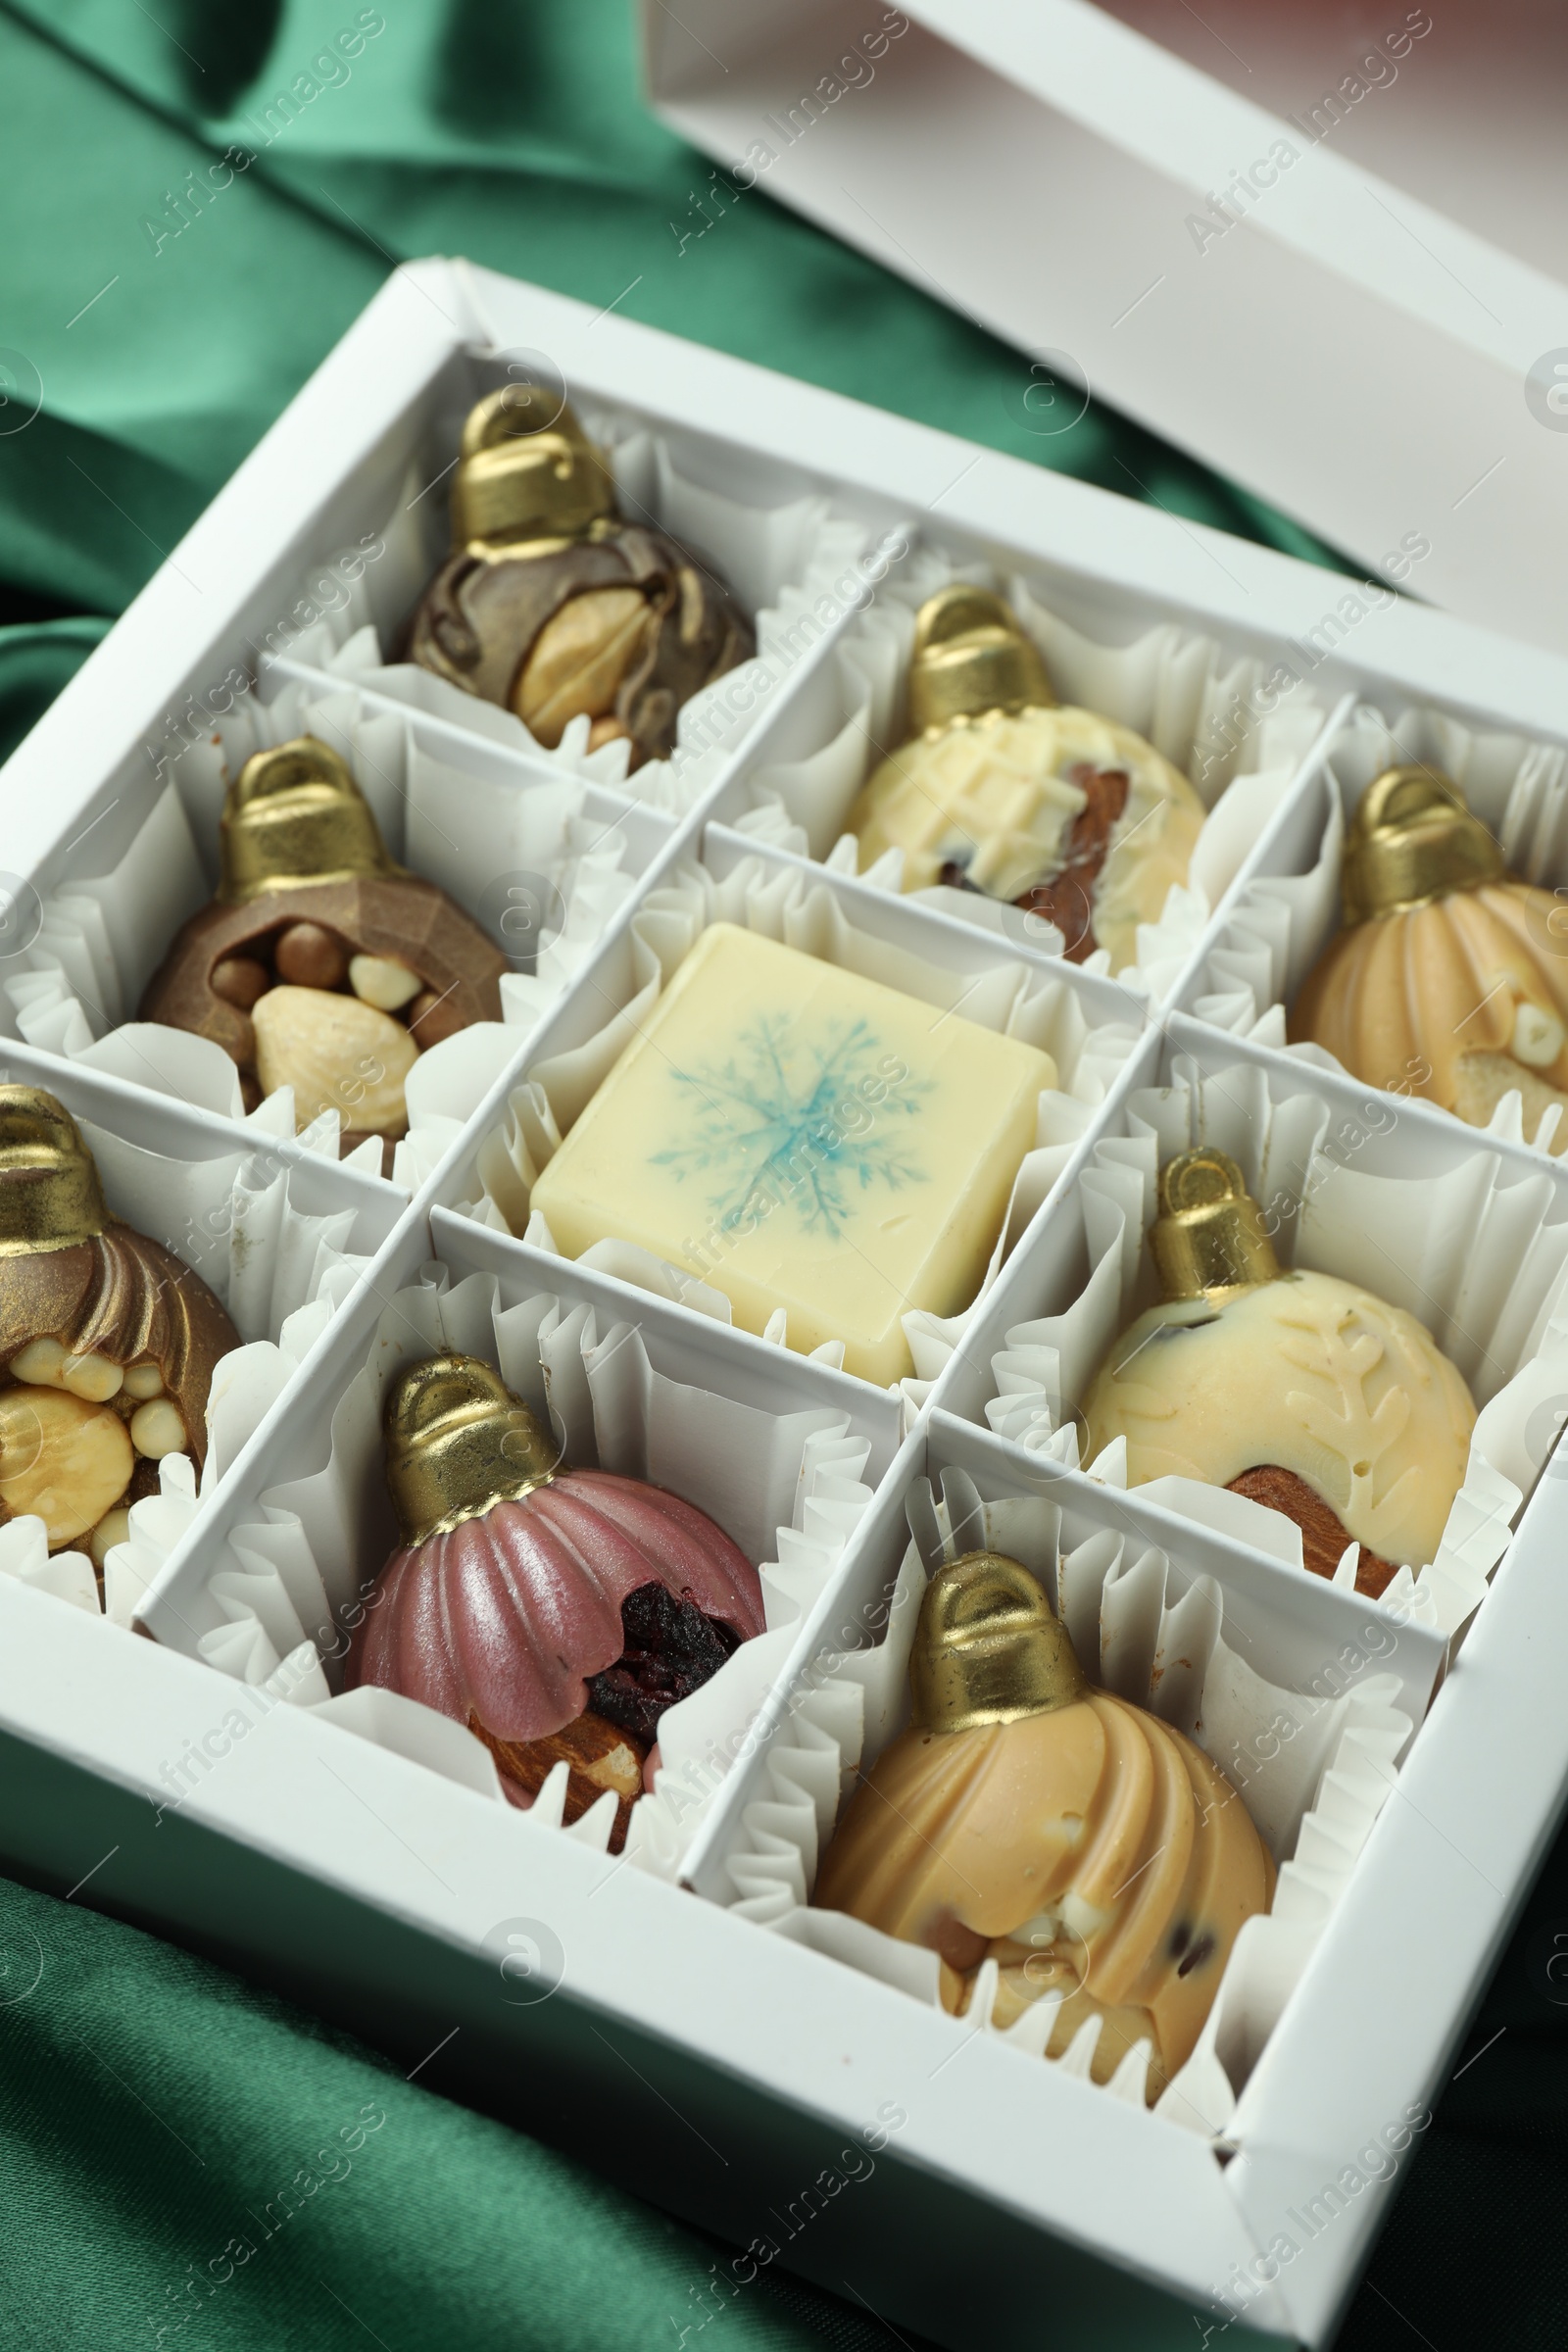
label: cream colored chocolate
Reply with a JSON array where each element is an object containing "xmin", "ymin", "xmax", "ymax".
[
  {"xmin": 852, "ymin": 704, "xmax": 1203, "ymax": 972},
  {"xmin": 1083, "ymin": 1271, "xmax": 1475, "ymax": 1568},
  {"xmin": 1292, "ymin": 762, "xmax": 1568, "ymax": 1147},
  {"xmin": 527, "ymin": 923, "xmax": 1054, "ymax": 1385},
  {"xmin": 812, "ymin": 1553, "xmax": 1273, "ymax": 2101}
]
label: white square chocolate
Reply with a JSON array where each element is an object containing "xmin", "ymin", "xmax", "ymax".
[{"xmin": 530, "ymin": 923, "xmax": 1055, "ymax": 1383}]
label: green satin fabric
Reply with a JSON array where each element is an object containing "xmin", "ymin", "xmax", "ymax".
[{"xmin": 0, "ymin": 6, "xmax": 1559, "ymax": 2348}]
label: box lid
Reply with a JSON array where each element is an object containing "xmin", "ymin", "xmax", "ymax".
[{"xmin": 643, "ymin": 0, "xmax": 1568, "ymax": 654}]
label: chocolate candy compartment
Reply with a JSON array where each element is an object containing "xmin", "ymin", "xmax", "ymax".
[
  {"xmin": 0, "ymin": 1055, "xmax": 403, "ymax": 1620},
  {"xmin": 132, "ymin": 1216, "xmax": 903, "ymax": 1881},
  {"xmin": 1182, "ymin": 696, "xmax": 1568, "ymax": 1163},
  {"xmin": 1, "ymin": 669, "xmax": 674, "ymax": 1185},
  {"xmin": 439, "ymin": 834, "xmax": 1147, "ymax": 1392}
]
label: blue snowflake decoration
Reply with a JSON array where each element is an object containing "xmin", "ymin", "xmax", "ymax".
[{"xmin": 650, "ymin": 1014, "xmax": 933, "ymax": 1241}]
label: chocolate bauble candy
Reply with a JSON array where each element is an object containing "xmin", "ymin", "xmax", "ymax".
[
  {"xmin": 813, "ymin": 1552, "xmax": 1273, "ymax": 2100},
  {"xmin": 346, "ymin": 1354, "xmax": 764, "ymax": 1847},
  {"xmin": 139, "ymin": 738, "xmax": 508, "ymax": 1154},
  {"xmin": 1292, "ymin": 764, "xmax": 1568, "ymax": 1149},
  {"xmin": 849, "ymin": 588, "xmax": 1204, "ymax": 971},
  {"xmin": 1080, "ymin": 1148, "xmax": 1475, "ymax": 1589},
  {"xmin": 0, "ymin": 1087, "xmax": 239, "ymax": 1561},
  {"xmin": 406, "ymin": 388, "xmax": 754, "ymax": 769}
]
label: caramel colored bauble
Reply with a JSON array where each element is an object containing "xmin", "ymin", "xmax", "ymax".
[
  {"xmin": 849, "ymin": 589, "xmax": 1204, "ymax": 972},
  {"xmin": 138, "ymin": 737, "xmax": 507, "ymax": 1143},
  {"xmin": 1080, "ymin": 1150, "xmax": 1476, "ymax": 1580},
  {"xmin": 406, "ymin": 389, "xmax": 754, "ymax": 768},
  {"xmin": 813, "ymin": 1554, "xmax": 1273, "ymax": 2100},
  {"xmin": 0, "ymin": 1087, "xmax": 240, "ymax": 1552},
  {"xmin": 1291, "ymin": 764, "xmax": 1568, "ymax": 1147}
]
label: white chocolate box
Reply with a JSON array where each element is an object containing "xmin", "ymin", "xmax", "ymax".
[{"xmin": 4, "ymin": 262, "xmax": 1568, "ymax": 2350}]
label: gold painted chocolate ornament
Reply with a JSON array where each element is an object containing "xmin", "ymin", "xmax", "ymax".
[
  {"xmin": 1291, "ymin": 764, "xmax": 1568, "ymax": 1148},
  {"xmin": 0, "ymin": 1087, "xmax": 239, "ymax": 1565},
  {"xmin": 406, "ymin": 387, "xmax": 754, "ymax": 767},
  {"xmin": 1080, "ymin": 1149, "xmax": 1476, "ymax": 1592},
  {"xmin": 848, "ymin": 587, "xmax": 1205, "ymax": 971},
  {"xmin": 813, "ymin": 1550, "xmax": 1274, "ymax": 2100},
  {"xmin": 139, "ymin": 738, "xmax": 508, "ymax": 1160}
]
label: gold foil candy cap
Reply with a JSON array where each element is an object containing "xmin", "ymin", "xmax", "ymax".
[
  {"xmin": 1151, "ymin": 1148, "xmax": 1281, "ymax": 1305},
  {"xmin": 909, "ymin": 1550, "xmax": 1087, "ymax": 1734},
  {"xmin": 0, "ymin": 1084, "xmax": 108, "ymax": 1255},
  {"xmin": 1342, "ymin": 764, "xmax": 1505, "ymax": 925},
  {"xmin": 383, "ymin": 1351, "xmax": 559, "ymax": 1546},
  {"xmin": 906, "ymin": 587, "xmax": 1056, "ymax": 737},
  {"xmin": 219, "ymin": 737, "xmax": 396, "ymax": 905},
  {"xmin": 453, "ymin": 386, "xmax": 617, "ymax": 549}
]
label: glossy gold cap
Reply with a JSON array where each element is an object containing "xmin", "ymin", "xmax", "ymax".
[
  {"xmin": 1341, "ymin": 764, "xmax": 1505, "ymax": 925},
  {"xmin": 1151, "ymin": 1149, "xmax": 1281, "ymax": 1305},
  {"xmin": 452, "ymin": 386, "xmax": 617, "ymax": 550},
  {"xmin": 909, "ymin": 1551, "xmax": 1087, "ymax": 1734},
  {"xmin": 383, "ymin": 1352, "xmax": 559, "ymax": 1547},
  {"xmin": 0, "ymin": 1085, "xmax": 108, "ymax": 1256},
  {"xmin": 218, "ymin": 737, "xmax": 397, "ymax": 905},
  {"xmin": 906, "ymin": 587, "xmax": 1056, "ymax": 737}
]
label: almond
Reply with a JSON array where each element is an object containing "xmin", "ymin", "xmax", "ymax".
[
  {"xmin": 514, "ymin": 586, "xmax": 651, "ymax": 747},
  {"xmin": 252, "ymin": 986, "xmax": 418, "ymax": 1137}
]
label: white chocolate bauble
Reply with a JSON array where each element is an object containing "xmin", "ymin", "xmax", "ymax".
[
  {"xmin": 849, "ymin": 705, "xmax": 1204, "ymax": 972},
  {"xmin": 1081, "ymin": 1270, "xmax": 1476, "ymax": 1568}
]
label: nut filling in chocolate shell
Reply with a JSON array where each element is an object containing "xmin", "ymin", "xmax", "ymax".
[
  {"xmin": 405, "ymin": 387, "xmax": 754, "ymax": 769},
  {"xmin": 137, "ymin": 737, "xmax": 508, "ymax": 1167},
  {"xmin": 0, "ymin": 1087, "xmax": 240, "ymax": 1575}
]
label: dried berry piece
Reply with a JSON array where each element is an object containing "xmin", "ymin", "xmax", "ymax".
[
  {"xmin": 1225, "ymin": 1465, "xmax": 1398, "ymax": 1598},
  {"xmin": 587, "ymin": 1579, "xmax": 742, "ymax": 1745},
  {"xmin": 1015, "ymin": 764, "xmax": 1130, "ymax": 962},
  {"xmin": 470, "ymin": 1707, "xmax": 649, "ymax": 1852},
  {"xmin": 275, "ymin": 921, "xmax": 350, "ymax": 990}
]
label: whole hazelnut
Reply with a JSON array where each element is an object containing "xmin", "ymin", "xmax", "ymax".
[
  {"xmin": 275, "ymin": 922, "xmax": 350, "ymax": 990},
  {"xmin": 407, "ymin": 988, "xmax": 466, "ymax": 1049},
  {"xmin": 211, "ymin": 956, "xmax": 270, "ymax": 1010}
]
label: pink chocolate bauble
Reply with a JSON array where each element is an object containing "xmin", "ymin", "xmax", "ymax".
[{"xmin": 346, "ymin": 1468, "xmax": 763, "ymax": 1745}]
